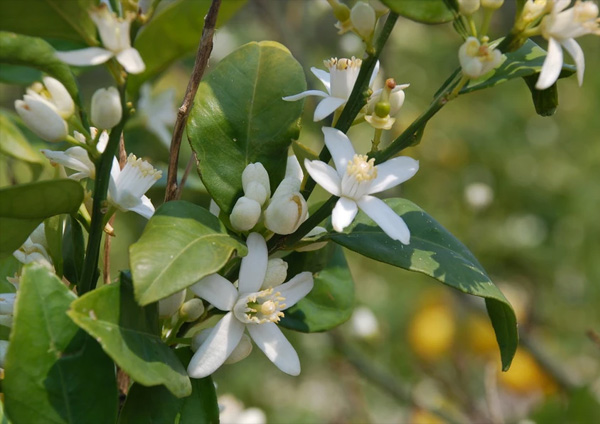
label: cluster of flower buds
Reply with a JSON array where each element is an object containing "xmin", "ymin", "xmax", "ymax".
[
  {"xmin": 458, "ymin": 36, "xmax": 505, "ymax": 79},
  {"xmin": 365, "ymin": 78, "xmax": 409, "ymax": 130},
  {"xmin": 327, "ymin": 0, "xmax": 388, "ymax": 45},
  {"xmin": 230, "ymin": 158, "xmax": 308, "ymax": 235},
  {"xmin": 14, "ymin": 77, "xmax": 74, "ymax": 142}
]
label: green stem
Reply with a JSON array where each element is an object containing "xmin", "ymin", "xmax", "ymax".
[
  {"xmin": 467, "ymin": 15, "xmax": 478, "ymax": 38},
  {"xmin": 480, "ymin": 9, "xmax": 494, "ymax": 38},
  {"xmin": 79, "ymin": 85, "xmax": 129, "ymax": 295},
  {"xmin": 370, "ymin": 128, "xmax": 383, "ymax": 153}
]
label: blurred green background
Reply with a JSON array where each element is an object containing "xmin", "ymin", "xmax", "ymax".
[{"xmin": 1, "ymin": 0, "xmax": 599, "ymax": 422}]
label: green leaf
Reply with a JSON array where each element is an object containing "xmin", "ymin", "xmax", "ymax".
[
  {"xmin": 461, "ymin": 39, "xmax": 576, "ymax": 94},
  {"xmin": 129, "ymin": 0, "xmax": 246, "ymax": 94},
  {"xmin": 187, "ymin": 41, "xmax": 306, "ymax": 214},
  {"xmin": 380, "ymin": 0, "xmax": 454, "ymax": 24},
  {"xmin": 0, "ymin": 63, "xmax": 42, "ymax": 85},
  {"xmin": 326, "ymin": 198, "xmax": 517, "ymax": 370},
  {"xmin": 0, "ymin": 179, "xmax": 84, "ymax": 260},
  {"xmin": 0, "ymin": 0, "xmax": 96, "ymax": 44},
  {"xmin": 68, "ymin": 272, "xmax": 192, "ymax": 398},
  {"xmin": 130, "ymin": 200, "xmax": 246, "ymax": 306},
  {"xmin": 523, "ymin": 74, "xmax": 559, "ymax": 116},
  {"xmin": 44, "ymin": 215, "xmax": 64, "ymax": 278},
  {"xmin": 0, "ymin": 32, "xmax": 82, "ymax": 108},
  {"xmin": 0, "ymin": 255, "xmax": 19, "ymax": 294},
  {"xmin": 62, "ymin": 216, "xmax": 85, "ymax": 286},
  {"xmin": 0, "ymin": 113, "xmax": 45, "ymax": 164},
  {"xmin": 118, "ymin": 349, "xmax": 219, "ymax": 424},
  {"xmin": 3, "ymin": 264, "xmax": 118, "ymax": 424},
  {"xmin": 280, "ymin": 244, "xmax": 355, "ymax": 332}
]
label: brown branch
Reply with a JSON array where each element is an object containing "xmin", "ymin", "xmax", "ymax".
[
  {"xmin": 164, "ymin": 0, "xmax": 221, "ymax": 202},
  {"xmin": 177, "ymin": 152, "xmax": 198, "ymax": 200}
]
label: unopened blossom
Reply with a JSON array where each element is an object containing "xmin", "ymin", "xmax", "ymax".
[
  {"xmin": 304, "ymin": 127, "xmax": 419, "ymax": 244},
  {"xmin": 283, "ymin": 57, "xmax": 379, "ymax": 121},
  {"xmin": 536, "ymin": 0, "xmax": 600, "ymax": 90},
  {"xmin": 327, "ymin": 0, "xmax": 353, "ymax": 33},
  {"xmin": 13, "ymin": 223, "xmax": 53, "ymax": 270},
  {"xmin": 459, "ymin": 37, "xmax": 505, "ymax": 79},
  {"xmin": 27, "ymin": 77, "xmax": 74, "ymax": 119},
  {"xmin": 108, "ymin": 154, "xmax": 161, "ymax": 219},
  {"xmin": 91, "ymin": 87, "xmax": 122, "ymax": 129},
  {"xmin": 187, "ymin": 233, "xmax": 313, "ymax": 378},
  {"xmin": 459, "ymin": 0, "xmax": 481, "ymax": 15},
  {"xmin": 350, "ymin": 1, "xmax": 377, "ymax": 40},
  {"xmin": 15, "ymin": 91, "xmax": 68, "ymax": 142},
  {"xmin": 370, "ymin": 0, "xmax": 389, "ymax": 16},
  {"xmin": 137, "ymin": 84, "xmax": 177, "ymax": 148},
  {"xmin": 264, "ymin": 176, "xmax": 308, "ymax": 235},
  {"xmin": 230, "ymin": 163, "xmax": 270, "ymax": 231},
  {"xmin": 481, "ymin": 0, "xmax": 504, "ymax": 9},
  {"xmin": 41, "ymin": 128, "xmax": 108, "ymax": 181},
  {"xmin": 55, "ymin": 4, "xmax": 145, "ymax": 74}
]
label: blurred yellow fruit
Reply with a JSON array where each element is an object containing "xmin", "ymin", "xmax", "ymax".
[
  {"xmin": 465, "ymin": 314, "xmax": 498, "ymax": 356},
  {"xmin": 411, "ymin": 409, "xmax": 446, "ymax": 424},
  {"xmin": 408, "ymin": 303, "xmax": 456, "ymax": 361},
  {"xmin": 498, "ymin": 348, "xmax": 557, "ymax": 394}
]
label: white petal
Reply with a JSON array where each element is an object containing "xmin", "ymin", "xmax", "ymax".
[
  {"xmin": 357, "ymin": 195, "xmax": 410, "ymax": 244},
  {"xmin": 313, "ymin": 96, "xmax": 346, "ymax": 121},
  {"xmin": 187, "ymin": 312, "xmax": 245, "ymax": 378},
  {"xmin": 310, "ymin": 67, "xmax": 331, "ymax": 92},
  {"xmin": 561, "ymin": 38, "xmax": 584, "ymax": 86},
  {"xmin": 247, "ymin": 323, "xmax": 300, "ymax": 376},
  {"xmin": 369, "ymin": 156, "xmax": 419, "ymax": 194},
  {"xmin": 303, "ymin": 159, "xmax": 341, "ymax": 196},
  {"xmin": 282, "ymin": 90, "xmax": 329, "ymax": 101},
  {"xmin": 55, "ymin": 47, "xmax": 114, "ymax": 67},
  {"xmin": 322, "ymin": 127, "xmax": 356, "ymax": 177},
  {"xmin": 278, "ymin": 272, "xmax": 314, "ymax": 310},
  {"xmin": 116, "ymin": 48, "xmax": 146, "ymax": 74},
  {"xmin": 285, "ymin": 155, "xmax": 303, "ymax": 181},
  {"xmin": 190, "ymin": 273, "xmax": 238, "ymax": 311},
  {"xmin": 238, "ymin": 232, "xmax": 268, "ymax": 293},
  {"xmin": 332, "ymin": 197, "xmax": 358, "ymax": 232},
  {"xmin": 536, "ymin": 37, "xmax": 563, "ymax": 90},
  {"xmin": 368, "ymin": 60, "xmax": 380, "ymax": 88}
]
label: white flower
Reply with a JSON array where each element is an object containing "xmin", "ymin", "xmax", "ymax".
[
  {"xmin": 283, "ymin": 57, "xmax": 379, "ymax": 121},
  {"xmin": 91, "ymin": 87, "xmax": 122, "ymax": 129},
  {"xmin": 304, "ymin": 127, "xmax": 419, "ymax": 244},
  {"xmin": 458, "ymin": 37, "xmax": 505, "ymax": 79},
  {"xmin": 27, "ymin": 77, "xmax": 74, "ymax": 119},
  {"xmin": 218, "ymin": 394, "xmax": 267, "ymax": 424},
  {"xmin": 536, "ymin": 0, "xmax": 600, "ymax": 90},
  {"xmin": 13, "ymin": 223, "xmax": 54, "ymax": 270},
  {"xmin": 41, "ymin": 128, "xmax": 108, "ymax": 180},
  {"xmin": 137, "ymin": 84, "xmax": 177, "ymax": 148},
  {"xmin": 55, "ymin": 4, "xmax": 145, "ymax": 74},
  {"xmin": 15, "ymin": 93, "xmax": 68, "ymax": 143},
  {"xmin": 108, "ymin": 153, "xmax": 162, "ymax": 219},
  {"xmin": 187, "ymin": 233, "xmax": 313, "ymax": 378}
]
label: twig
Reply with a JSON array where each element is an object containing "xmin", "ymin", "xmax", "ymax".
[
  {"xmin": 329, "ymin": 332, "xmax": 463, "ymax": 424},
  {"xmin": 177, "ymin": 152, "xmax": 197, "ymax": 200},
  {"xmin": 164, "ymin": 0, "xmax": 221, "ymax": 202}
]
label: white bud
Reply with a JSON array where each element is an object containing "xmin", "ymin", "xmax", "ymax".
[
  {"xmin": 91, "ymin": 87, "xmax": 122, "ymax": 129},
  {"xmin": 351, "ymin": 1, "xmax": 377, "ymax": 39},
  {"xmin": 15, "ymin": 95, "xmax": 67, "ymax": 142},
  {"xmin": 224, "ymin": 334, "xmax": 253, "ymax": 364},
  {"xmin": 158, "ymin": 290, "xmax": 186, "ymax": 318},
  {"xmin": 230, "ymin": 196, "xmax": 261, "ymax": 231},
  {"xmin": 42, "ymin": 76, "xmax": 75, "ymax": 118},
  {"xmin": 458, "ymin": 0, "xmax": 480, "ymax": 15},
  {"xmin": 481, "ymin": 0, "xmax": 504, "ymax": 10},
  {"xmin": 262, "ymin": 258, "xmax": 288, "ymax": 289},
  {"xmin": 285, "ymin": 155, "xmax": 304, "ymax": 181},
  {"xmin": 244, "ymin": 181, "xmax": 268, "ymax": 206},
  {"xmin": 370, "ymin": 0, "xmax": 389, "ymax": 16},
  {"xmin": 264, "ymin": 192, "xmax": 308, "ymax": 235},
  {"xmin": 350, "ymin": 306, "xmax": 380, "ymax": 339},
  {"xmin": 179, "ymin": 298, "xmax": 205, "ymax": 322},
  {"xmin": 242, "ymin": 163, "xmax": 270, "ymax": 199},
  {"xmin": 521, "ymin": 0, "xmax": 548, "ymax": 22},
  {"xmin": 272, "ymin": 177, "xmax": 301, "ymax": 198}
]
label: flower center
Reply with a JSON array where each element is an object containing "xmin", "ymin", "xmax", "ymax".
[
  {"xmin": 324, "ymin": 57, "xmax": 362, "ymax": 70},
  {"xmin": 347, "ymin": 154, "xmax": 378, "ymax": 182},
  {"xmin": 234, "ymin": 288, "xmax": 286, "ymax": 325}
]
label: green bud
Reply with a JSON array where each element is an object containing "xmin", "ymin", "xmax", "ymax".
[{"xmin": 179, "ymin": 298, "xmax": 205, "ymax": 322}]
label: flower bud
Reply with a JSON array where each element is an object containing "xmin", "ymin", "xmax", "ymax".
[
  {"xmin": 264, "ymin": 192, "xmax": 308, "ymax": 235},
  {"xmin": 15, "ymin": 95, "xmax": 68, "ymax": 142},
  {"xmin": 41, "ymin": 76, "xmax": 75, "ymax": 118},
  {"xmin": 244, "ymin": 181, "xmax": 268, "ymax": 206},
  {"xmin": 179, "ymin": 298, "xmax": 205, "ymax": 322},
  {"xmin": 458, "ymin": 0, "xmax": 480, "ymax": 15},
  {"xmin": 91, "ymin": 87, "xmax": 122, "ymax": 129},
  {"xmin": 230, "ymin": 196, "xmax": 261, "ymax": 231},
  {"xmin": 285, "ymin": 155, "xmax": 303, "ymax": 181},
  {"xmin": 351, "ymin": 1, "xmax": 377, "ymax": 39},
  {"xmin": 262, "ymin": 258, "xmax": 288, "ymax": 289},
  {"xmin": 370, "ymin": 0, "xmax": 389, "ymax": 16},
  {"xmin": 242, "ymin": 163, "xmax": 270, "ymax": 199},
  {"xmin": 272, "ymin": 177, "xmax": 301, "ymax": 198},
  {"xmin": 328, "ymin": 0, "xmax": 353, "ymax": 33},
  {"xmin": 481, "ymin": 0, "xmax": 504, "ymax": 10},
  {"xmin": 521, "ymin": 0, "xmax": 548, "ymax": 23},
  {"xmin": 158, "ymin": 290, "xmax": 186, "ymax": 318},
  {"xmin": 224, "ymin": 334, "xmax": 253, "ymax": 364}
]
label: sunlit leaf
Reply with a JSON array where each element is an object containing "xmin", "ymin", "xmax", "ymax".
[
  {"xmin": 380, "ymin": 0, "xmax": 453, "ymax": 24},
  {"xmin": 0, "ymin": 113, "xmax": 45, "ymax": 164}
]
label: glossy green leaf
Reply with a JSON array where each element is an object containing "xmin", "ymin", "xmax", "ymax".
[
  {"xmin": 44, "ymin": 215, "xmax": 64, "ymax": 277},
  {"xmin": 381, "ymin": 0, "xmax": 453, "ymax": 24},
  {"xmin": 0, "ymin": 0, "xmax": 96, "ymax": 44},
  {"xmin": 118, "ymin": 349, "xmax": 219, "ymax": 424},
  {"xmin": 523, "ymin": 74, "xmax": 559, "ymax": 116},
  {"xmin": 68, "ymin": 272, "xmax": 192, "ymax": 398},
  {"xmin": 3, "ymin": 264, "xmax": 118, "ymax": 424},
  {"xmin": 62, "ymin": 216, "xmax": 85, "ymax": 286},
  {"xmin": 280, "ymin": 244, "xmax": 355, "ymax": 332},
  {"xmin": 461, "ymin": 39, "xmax": 576, "ymax": 94},
  {"xmin": 0, "ymin": 255, "xmax": 19, "ymax": 294},
  {"xmin": 128, "ymin": 0, "xmax": 246, "ymax": 94},
  {"xmin": 130, "ymin": 200, "xmax": 246, "ymax": 306},
  {"xmin": 0, "ymin": 63, "xmax": 42, "ymax": 85},
  {"xmin": 326, "ymin": 198, "xmax": 517, "ymax": 370},
  {"xmin": 187, "ymin": 41, "xmax": 306, "ymax": 214},
  {"xmin": 0, "ymin": 179, "xmax": 84, "ymax": 259},
  {"xmin": 0, "ymin": 113, "xmax": 44, "ymax": 164},
  {"xmin": 0, "ymin": 32, "xmax": 82, "ymax": 107}
]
